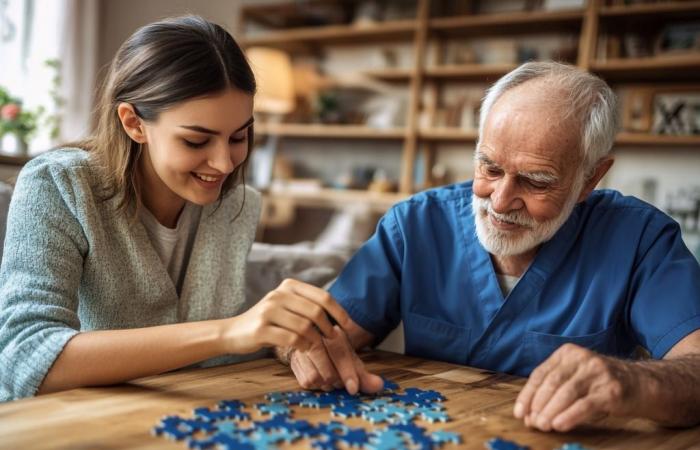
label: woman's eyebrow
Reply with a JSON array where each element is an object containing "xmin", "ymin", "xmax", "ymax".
[{"xmin": 178, "ymin": 116, "xmax": 255, "ymax": 135}]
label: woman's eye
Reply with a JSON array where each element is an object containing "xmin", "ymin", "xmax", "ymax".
[
  {"xmin": 229, "ymin": 134, "xmax": 247, "ymax": 144},
  {"xmin": 184, "ymin": 139, "xmax": 209, "ymax": 149}
]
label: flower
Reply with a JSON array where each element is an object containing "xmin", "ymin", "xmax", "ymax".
[{"xmin": 1, "ymin": 103, "xmax": 20, "ymax": 121}]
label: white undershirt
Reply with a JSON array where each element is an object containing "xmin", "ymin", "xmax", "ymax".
[
  {"xmin": 496, "ymin": 273, "xmax": 520, "ymax": 298},
  {"xmin": 139, "ymin": 202, "xmax": 202, "ymax": 294}
]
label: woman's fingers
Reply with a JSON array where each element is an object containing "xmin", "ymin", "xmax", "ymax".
[{"xmin": 278, "ymin": 279, "xmax": 352, "ymax": 333}]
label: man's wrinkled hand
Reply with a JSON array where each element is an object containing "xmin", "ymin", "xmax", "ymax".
[
  {"xmin": 513, "ymin": 343, "xmax": 640, "ymax": 432},
  {"xmin": 289, "ymin": 325, "xmax": 384, "ymax": 395}
]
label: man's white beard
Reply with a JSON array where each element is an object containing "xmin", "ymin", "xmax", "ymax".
[{"xmin": 472, "ymin": 183, "xmax": 582, "ymax": 257}]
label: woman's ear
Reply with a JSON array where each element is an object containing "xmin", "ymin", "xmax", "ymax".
[{"xmin": 116, "ymin": 103, "xmax": 147, "ymax": 143}]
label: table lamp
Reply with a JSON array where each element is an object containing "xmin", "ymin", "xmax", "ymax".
[{"xmin": 246, "ymin": 47, "xmax": 295, "ymax": 189}]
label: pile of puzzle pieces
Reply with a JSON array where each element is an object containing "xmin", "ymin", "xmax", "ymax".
[{"xmin": 152, "ymin": 380, "xmax": 463, "ymax": 449}]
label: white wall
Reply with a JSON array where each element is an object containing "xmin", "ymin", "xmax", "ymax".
[{"xmin": 98, "ymin": 0, "xmax": 244, "ymax": 73}]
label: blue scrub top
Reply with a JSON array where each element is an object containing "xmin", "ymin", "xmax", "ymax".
[{"xmin": 329, "ymin": 181, "xmax": 700, "ymax": 377}]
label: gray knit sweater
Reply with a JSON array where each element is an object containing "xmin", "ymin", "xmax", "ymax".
[{"xmin": 0, "ymin": 149, "xmax": 262, "ymax": 401}]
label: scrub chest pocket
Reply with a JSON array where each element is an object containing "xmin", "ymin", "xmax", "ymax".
[
  {"xmin": 404, "ymin": 312, "xmax": 471, "ymax": 364},
  {"xmin": 523, "ymin": 325, "xmax": 618, "ymax": 373}
]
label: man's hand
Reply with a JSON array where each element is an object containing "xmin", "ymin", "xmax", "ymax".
[
  {"xmin": 513, "ymin": 343, "xmax": 640, "ymax": 432},
  {"xmin": 289, "ymin": 325, "xmax": 384, "ymax": 395}
]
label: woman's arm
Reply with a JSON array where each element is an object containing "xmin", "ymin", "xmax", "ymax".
[{"xmin": 39, "ymin": 278, "xmax": 351, "ymax": 394}]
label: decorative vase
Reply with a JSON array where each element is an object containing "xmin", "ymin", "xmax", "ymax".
[{"xmin": 0, "ymin": 133, "xmax": 29, "ymax": 155}]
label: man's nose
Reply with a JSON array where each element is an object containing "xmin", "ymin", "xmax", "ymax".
[{"xmin": 491, "ymin": 177, "xmax": 524, "ymax": 213}]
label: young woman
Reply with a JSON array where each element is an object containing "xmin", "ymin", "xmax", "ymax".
[{"xmin": 0, "ymin": 16, "xmax": 352, "ymax": 401}]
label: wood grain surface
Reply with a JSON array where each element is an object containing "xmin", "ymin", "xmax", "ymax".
[{"xmin": 0, "ymin": 351, "xmax": 698, "ymax": 449}]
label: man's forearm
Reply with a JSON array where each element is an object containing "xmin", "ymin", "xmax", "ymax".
[{"xmin": 634, "ymin": 354, "xmax": 700, "ymax": 427}]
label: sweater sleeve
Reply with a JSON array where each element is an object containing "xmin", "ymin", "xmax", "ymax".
[{"xmin": 0, "ymin": 158, "xmax": 87, "ymax": 401}]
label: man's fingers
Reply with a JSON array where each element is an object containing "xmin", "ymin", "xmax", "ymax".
[
  {"xmin": 324, "ymin": 326, "xmax": 361, "ymax": 394},
  {"xmin": 292, "ymin": 350, "xmax": 324, "ymax": 389},
  {"xmin": 550, "ymin": 396, "xmax": 608, "ymax": 432},
  {"xmin": 515, "ymin": 347, "xmax": 568, "ymax": 420},
  {"xmin": 307, "ymin": 342, "xmax": 341, "ymax": 386},
  {"xmin": 530, "ymin": 375, "xmax": 587, "ymax": 431}
]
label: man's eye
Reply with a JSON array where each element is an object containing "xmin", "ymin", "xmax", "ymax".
[
  {"xmin": 184, "ymin": 139, "xmax": 209, "ymax": 149},
  {"xmin": 484, "ymin": 166, "xmax": 502, "ymax": 176},
  {"xmin": 527, "ymin": 180, "xmax": 549, "ymax": 190}
]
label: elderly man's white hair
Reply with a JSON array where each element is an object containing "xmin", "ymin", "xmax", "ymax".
[{"xmin": 478, "ymin": 61, "xmax": 619, "ymax": 176}]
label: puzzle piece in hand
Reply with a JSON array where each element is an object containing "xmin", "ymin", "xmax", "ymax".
[{"xmin": 487, "ymin": 437, "xmax": 531, "ymax": 450}]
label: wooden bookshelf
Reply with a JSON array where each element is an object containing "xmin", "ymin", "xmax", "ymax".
[
  {"xmin": 241, "ymin": 20, "xmax": 417, "ymax": 47},
  {"xmin": 430, "ymin": 9, "xmax": 584, "ymax": 36},
  {"xmin": 0, "ymin": 153, "xmax": 31, "ymax": 166},
  {"xmin": 591, "ymin": 55, "xmax": 700, "ymax": 81},
  {"xmin": 615, "ymin": 132, "xmax": 700, "ymax": 147},
  {"xmin": 425, "ymin": 63, "xmax": 517, "ymax": 81},
  {"xmin": 599, "ymin": 0, "xmax": 700, "ymax": 19},
  {"xmin": 263, "ymin": 188, "xmax": 407, "ymax": 213},
  {"xmin": 240, "ymin": 0, "xmax": 700, "ymax": 213},
  {"xmin": 255, "ymin": 123, "xmax": 406, "ymax": 140}
]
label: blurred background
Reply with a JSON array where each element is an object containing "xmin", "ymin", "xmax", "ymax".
[{"xmin": 1, "ymin": 0, "xmax": 699, "ymax": 265}]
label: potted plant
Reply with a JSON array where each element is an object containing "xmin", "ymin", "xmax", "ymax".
[{"xmin": 0, "ymin": 86, "xmax": 42, "ymax": 155}]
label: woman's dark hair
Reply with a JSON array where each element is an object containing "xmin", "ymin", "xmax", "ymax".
[{"xmin": 75, "ymin": 15, "xmax": 256, "ymax": 214}]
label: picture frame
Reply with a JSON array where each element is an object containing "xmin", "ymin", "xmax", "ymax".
[{"xmin": 651, "ymin": 89, "xmax": 700, "ymax": 136}]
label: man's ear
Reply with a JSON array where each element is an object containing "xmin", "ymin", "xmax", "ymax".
[
  {"xmin": 577, "ymin": 156, "xmax": 614, "ymax": 203},
  {"xmin": 116, "ymin": 103, "xmax": 147, "ymax": 144}
]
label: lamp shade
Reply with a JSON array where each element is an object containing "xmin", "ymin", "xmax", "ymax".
[{"xmin": 246, "ymin": 47, "xmax": 295, "ymax": 115}]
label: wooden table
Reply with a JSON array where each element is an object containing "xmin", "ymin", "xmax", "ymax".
[{"xmin": 0, "ymin": 351, "xmax": 698, "ymax": 449}]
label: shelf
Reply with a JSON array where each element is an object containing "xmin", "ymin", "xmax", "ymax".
[
  {"xmin": 241, "ymin": 20, "xmax": 417, "ymax": 47},
  {"xmin": 615, "ymin": 133, "xmax": 700, "ymax": 147},
  {"xmin": 263, "ymin": 188, "xmax": 407, "ymax": 213},
  {"xmin": 425, "ymin": 63, "xmax": 517, "ymax": 82},
  {"xmin": 256, "ymin": 123, "xmax": 406, "ymax": 140},
  {"xmin": 362, "ymin": 68, "xmax": 413, "ymax": 81},
  {"xmin": 419, "ymin": 128, "xmax": 478, "ymax": 141},
  {"xmin": 0, "ymin": 153, "xmax": 31, "ymax": 166},
  {"xmin": 600, "ymin": 1, "xmax": 700, "ymax": 19},
  {"xmin": 416, "ymin": 130, "xmax": 700, "ymax": 147},
  {"xmin": 591, "ymin": 55, "xmax": 700, "ymax": 81},
  {"xmin": 430, "ymin": 9, "xmax": 584, "ymax": 36}
]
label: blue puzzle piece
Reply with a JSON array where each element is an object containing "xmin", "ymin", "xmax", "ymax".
[
  {"xmin": 487, "ymin": 437, "xmax": 530, "ymax": 450},
  {"xmin": 285, "ymin": 391, "xmax": 314, "ymax": 405},
  {"xmin": 363, "ymin": 410, "xmax": 395, "ymax": 424},
  {"xmin": 388, "ymin": 423, "xmax": 433, "ymax": 450},
  {"xmin": 555, "ymin": 444, "xmax": 590, "ymax": 450},
  {"xmin": 367, "ymin": 428, "xmax": 409, "ymax": 450},
  {"xmin": 339, "ymin": 427, "xmax": 371, "ymax": 448},
  {"xmin": 194, "ymin": 406, "xmax": 250, "ymax": 422},
  {"xmin": 360, "ymin": 399, "xmax": 394, "ymax": 412},
  {"xmin": 264, "ymin": 392, "xmax": 288, "ymax": 403},
  {"xmin": 255, "ymin": 402, "xmax": 290, "ymax": 417},
  {"xmin": 152, "ymin": 416, "xmax": 216, "ymax": 441},
  {"xmin": 431, "ymin": 430, "xmax": 462, "ymax": 446},
  {"xmin": 188, "ymin": 433, "xmax": 255, "ymax": 450},
  {"xmin": 381, "ymin": 378, "xmax": 399, "ymax": 392},
  {"xmin": 331, "ymin": 403, "xmax": 364, "ymax": 419},
  {"xmin": 218, "ymin": 400, "xmax": 246, "ymax": 410},
  {"xmin": 418, "ymin": 409, "xmax": 449, "ymax": 423},
  {"xmin": 252, "ymin": 415, "xmax": 295, "ymax": 431}
]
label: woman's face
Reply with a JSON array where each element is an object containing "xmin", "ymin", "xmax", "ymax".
[{"xmin": 139, "ymin": 88, "xmax": 254, "ymax": 213}]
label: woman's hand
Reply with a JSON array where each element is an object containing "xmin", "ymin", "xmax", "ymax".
[{"xmin": 221, "ymin": 279, "xmax": 351, "ymax": 355}]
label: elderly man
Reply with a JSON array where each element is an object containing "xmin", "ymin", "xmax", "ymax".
[{"xmin": 279, "ymin": 61, "xmax": 700, "ymax": 432}]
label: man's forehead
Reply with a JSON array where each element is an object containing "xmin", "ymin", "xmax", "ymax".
[{"xmin": 476, "ymin": 144, "xmax": 562, "ymax": 177}]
